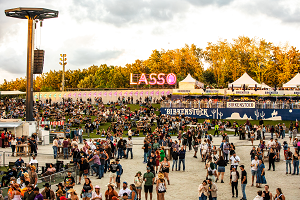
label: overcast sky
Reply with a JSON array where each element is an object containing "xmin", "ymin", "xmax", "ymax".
[{"xmin": 1, "ymin": 0, "xmax": 300, "ymax": 83}]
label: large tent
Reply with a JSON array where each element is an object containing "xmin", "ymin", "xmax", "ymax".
[
  {"xmin": 179, "ymin": 74, "xmax": 204, "ymax": 89},
  {"xmin": 283, "ymin": 73, "xmax": 300, "ymax": 88},
  {"xmin": 228, "ymin": 72, "xmax": 259, "ymax": 88}
]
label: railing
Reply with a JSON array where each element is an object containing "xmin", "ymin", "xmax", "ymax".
[
  {"xmin": 0, "ymin": 165, "xmax": 77, "ymax": 199},
  {"xmin": 161, "ymin": 101, "xmax": 300, "ymax": 109}
]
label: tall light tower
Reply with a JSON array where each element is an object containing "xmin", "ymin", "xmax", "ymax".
[
  {"xmin": 60, "ymin": 54, "xmax": 67, "ymax": 91},
  {"xmin": 4, "ymin": 8, "xmax": 58, "ymax": 121}
]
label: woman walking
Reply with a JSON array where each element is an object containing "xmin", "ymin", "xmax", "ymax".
[
  {"xmin": 67, "ymin": 189, "xmax": 79, "ymax": 200},
  {"xmin": 256, "ymin": 159, "xmax": 266, "ymax": 188},
  {"xmin": 160, "ymin": 157, "xmax": 170, "ymax": 185},
  {"xmin": 155, "ymin": 150, "xmax": 160, "ymax": 174},
  {"xmin": 198, "ymin": 180, "xmax": 208, "ymax": 200},
  {"xmin": 216, "ymin": 156, "xmax": 226, "ymax": 183},
  {"xmin": 156, "ymin": 173, "xmax": 167, "ymax": 200},
  {"xmin": 134, "ymin": 171, "xmax": 143, "ymax": 200},
  {"xmin": 292, "ymin": 150, "xmax": 299, "ymax": 175},
  {"xmin": 81, "ymin": 177, "xmax": 93, "ymax": 200}
]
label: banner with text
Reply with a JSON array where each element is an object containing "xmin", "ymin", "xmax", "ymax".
[
  {"xmin": 227, "ymin": 102, "xmax": 255, "ymax": 108},
  {"xmin": 160, "ymin": 107, "xmax": 300, "ymax": 121}
]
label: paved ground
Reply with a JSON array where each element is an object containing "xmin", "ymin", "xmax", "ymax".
[{"xmin": 1, "ymin": 134, "xmax": 299, "ymax": 200}]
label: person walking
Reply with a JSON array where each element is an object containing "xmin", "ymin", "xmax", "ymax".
[
  {"xmin": 268, "ymin": 148, "xmax": 276, "ymax": 171},
  {"xmin": 134, "ymin": 171, "xmax": 143, "ymax": 200},
  {"xmin": 262, "ymin": 185, "xmax": 272, "ymax": 200},
  {"xmin": 198, "ymin": 180, "xmax": 208, "ymax": 200},
  {"xmin": 81, "ymin": 177, "xmax": 93, "ymax": 200},
  {"xmin": 273, "ymin": 188, "xmax": 285, "ymax": 200},
  {"xmin": 78, "ymin": 127, "xmax": 83, "ymax": 144},
  {"xmin": 143, "ymin": 167, "xmax": 154, "ymax": 200},
  {"xmin": 91, "ymin": 185, "xmax": 102, "ymax": 200},
  {"xmin": 10, "ymin": 136, "xmax": 17, "ymax": 157},
  {"xmin": 171, "ymin": 147, "xmax": 178, "ymax": 171},
  {"xmin": 239, "ymin": 165, "xmax": 247, "ymax": 200},
  {"xmin": 292, "ymin": 149, "xmax": 299, "ymax": 175},
  {"xmin": 285, "ymin": 147, "xmax": 292, "ymax": 174},
  {"xmin": 207, "ymin": 178, "xmax": 217, "ymax": 200},
  {"xmin": 256, "ymin": 159, "xmax": 266, "ymax": 188},
  {"xmin": 214, "ymin": 124, "xmax": 219, "ymax": 137},
  {"xmin": 230, "ymin": 166, "xmax": 239, "ymax": 198},
  {"xmin": 156, "ymin": 173, "xmax": 166, "ymax": 200},
  {"xmin": 216, "ymin": 156, "xmax": 226, "ymax": 183},
  {"xmin": 126, "ymin": 137, "xmax": 133, "ymax": 159},
  {"xmin": 178, "ymin": 146, "xmax": 186, "ymax": 171},
  {"xmin": 160, "ymin": 157, "xmax": 170, "ymax": 185},
  {"xmin": 52, "ymin": 137, "xmax": 58, "ymax": 159},
  {"xmin": 251, "ymin": 156, "xmax": 259, "ymax": 187}
]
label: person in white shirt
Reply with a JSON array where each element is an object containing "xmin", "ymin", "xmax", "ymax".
[
  {"xmin": 90, "ymin": 142, "xmax": 97, "ymax": 151},
  {"xmin": 128, "ymin": 129, "xmax": 133, "ymax": 138},
  {"xmin": 118, "ymin": 182, "xmax": 131, "ymax": 197},
  {"xmin": 268, "ymin": 138, "xmax": 275, "ymax": 149},
  {"xmin": 52, "ymin": 137, "xmax": 59, "ymax": 159},
  {"xmin": 229, "ymin": 152, "xmax": 240, "ymax": 170},
  {"xmin": 251, "ymin": 156, "xmax": 259, "ymax": 187},
  {"xmin": 78, "ymin": 127, "xmax": 83, "ymax": 144},
  {"xmin": 29, "ymin": 155, "xmax": 38, "ymax": 164},
  {"xmin": 126, "ymin": 137, "xmax": 133, "ymax": 159}
]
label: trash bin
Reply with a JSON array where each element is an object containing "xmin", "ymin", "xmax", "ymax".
[{"xmin": 49, "ymin": 133, "xmax": 56, "ymax": 143}]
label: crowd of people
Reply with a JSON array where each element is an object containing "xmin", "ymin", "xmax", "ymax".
[{"xmin": 0, "ymin": 96, "xmax": 300, "ymax": 200}]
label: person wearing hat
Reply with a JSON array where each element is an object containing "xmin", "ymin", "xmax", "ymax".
[
  {"xmin": 156, "ymin": 172, "xmax": 167, "ymax": 200},
  {"xmin": 117, "ymin": 137, "xmax": 125, "ymax": 159},
  {"xmin": 33, "ymin": 187, "xmax": 43, "ymax": 200},
  {"xmin": 24, "ymin": 184, "xmax": 35, "ymax": 200},
  {"xmin": 55, "ymin": 183, "xmax": 66, "ymax": 198},
  {"xmin": 134, "ymin": 172, "xmax": 143, "ymax": 200},
  {"xmin": 64, "ymin": 171, "xmax": 75, "ymax": 198},
  {"xmin": 105, "ymin": 183, "xmax": 118, "ymax": 200},
  {"xmin": 143, "ymin": 167, "xmax": 155, "ymax": 200},
  {"xmin": 239, "ymin": 165, "xmax": 247, "ymax": 200},
  {"xmin": 67, "ymin": 188, "xmax": 79, "ymax": 200},
  {"xmin": 29, "ymin": 165, "xmax": 37, "ymax": 187},
  {"xmin": 91, "ymin": 185, "xmax": 102, "ymax": 200},
  {"xmin": 118, "ymin": 182, "xmax": 131, "ymax": 198},
  {"xmin": 41, "ymin": 183, "xmax": 55, "ymax": 200},
  {"xmin": 28, "ymin": 137, "xmax": 37, "ymax": 157},
  {"xmin": 115, "ymin": 159, "xmax": 123, "ymax": 189}
]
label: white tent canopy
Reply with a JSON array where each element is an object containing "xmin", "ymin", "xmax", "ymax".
[
  {"xmin": 0, "ymin": 91, "xmax": 26, "ymax": 95},
  {"xmin": 260, "ymin": 82, "xmax": 271, "ymax": 89},
  {"xmin": 179, "ymin": 74, "xmax": 204, "ymax": 89},
  {"xmin": 283, "ymin": 73, "xmax": 300, "ymax": 88},
  {"xmin": 180, "ymin": 74, "xmax": 196, "ymax": 83},
  {"xmin": 228, "ymin": 72, "xmax": 259, "ymax": 88}
]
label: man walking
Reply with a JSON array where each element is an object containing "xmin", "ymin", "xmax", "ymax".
[
  {"xmin": 207, "ymin": 178, "xmax": 218, "ymax": 200},
  {"xmin": 178, "ymin": 146, "xmax": 186, "ymax": 171},
  {"xmin": 240, "ymin": 165, "xmax": 247, "ymax": 200},
  {"xmin": 230, "ymin": 167, "xmax": 239, "ymax": 198},
  {"xmin": 143, "ymin": 167, "xmax": 155, "ymax": 200},
  {"xmin": 250, "ymin": 156, "xmax": 259, "ymax": 187},
  {"xmin": 88, "ymin": 150, "xmax": 101, "ymax": 179},
  {"xmin": 126, "ymin": 137, "xmax": 133, "ymax": 159}
]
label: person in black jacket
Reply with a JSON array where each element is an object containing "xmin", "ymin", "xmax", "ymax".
[
  {"xmin": 172, "ymin": 148, "xmax": 179, "ymax": 171},
  {"xmin": 1, "ymin": 166, "xmax": 17, "ymax": 187}
]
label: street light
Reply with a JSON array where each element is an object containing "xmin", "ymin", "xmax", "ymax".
[
  {"xmin": 59, "ymin": 54, "xmax": 67, "ymax": 91},
  {"xmin": 4, "ymin": 7, "xmax": 58, "ymax": 121}
]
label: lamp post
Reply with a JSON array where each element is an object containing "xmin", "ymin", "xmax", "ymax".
[
  {"xmin": 59, "ymin": 54, "xmax": 67, "ymax": 91},
  {"xmin": 4, "ymin": 8, "xmax": 58, "ymax": 121}
]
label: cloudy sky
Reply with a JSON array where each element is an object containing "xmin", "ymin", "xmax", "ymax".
[{"xmin": 0, "ymin": 0, "xmax": 300, "ymax": 83}]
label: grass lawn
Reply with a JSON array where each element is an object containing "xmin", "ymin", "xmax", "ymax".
[{"xmin": 46, "ymin": 103, "xmax": 294, "ymax": 139}]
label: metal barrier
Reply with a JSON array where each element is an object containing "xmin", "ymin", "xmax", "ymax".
[{"xmin": 0, "ymin": 163, "xmax": 77, "ymax": 199}]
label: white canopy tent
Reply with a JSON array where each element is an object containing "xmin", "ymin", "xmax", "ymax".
[
  {"xmin": 0, "ymin": 91, "xmax": 26, "ymax": 95},
  {"xmin": 283, "ymin": 73, "xmax": 300, "ymax": 88},
  {"xmin": 228, "ymin": 72, "xmax": 259, "ymax": 88},
  {"xmin": 179, "ymin": 74, "xmax": 204, "ymax": 89},
  {"xmin": 260, "ymin": 82, "xmax": 271, "ymax": 89}
]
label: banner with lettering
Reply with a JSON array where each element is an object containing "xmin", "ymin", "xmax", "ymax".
[
  {"xmin": 160, "ymin": 107, "xmax": 300, "ymax": 121},
  {"xmin": 227, "ymin": 102, "xmax": 255, "ymax": 108}
]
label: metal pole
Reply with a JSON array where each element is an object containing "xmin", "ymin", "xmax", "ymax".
[
  {"xmin": 62, "ymin": 55, "xmax": 65, "ymax": 91},
  {"xmin": 26, "ymin": 17, "xmax": 35, "ymax": 121}
]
